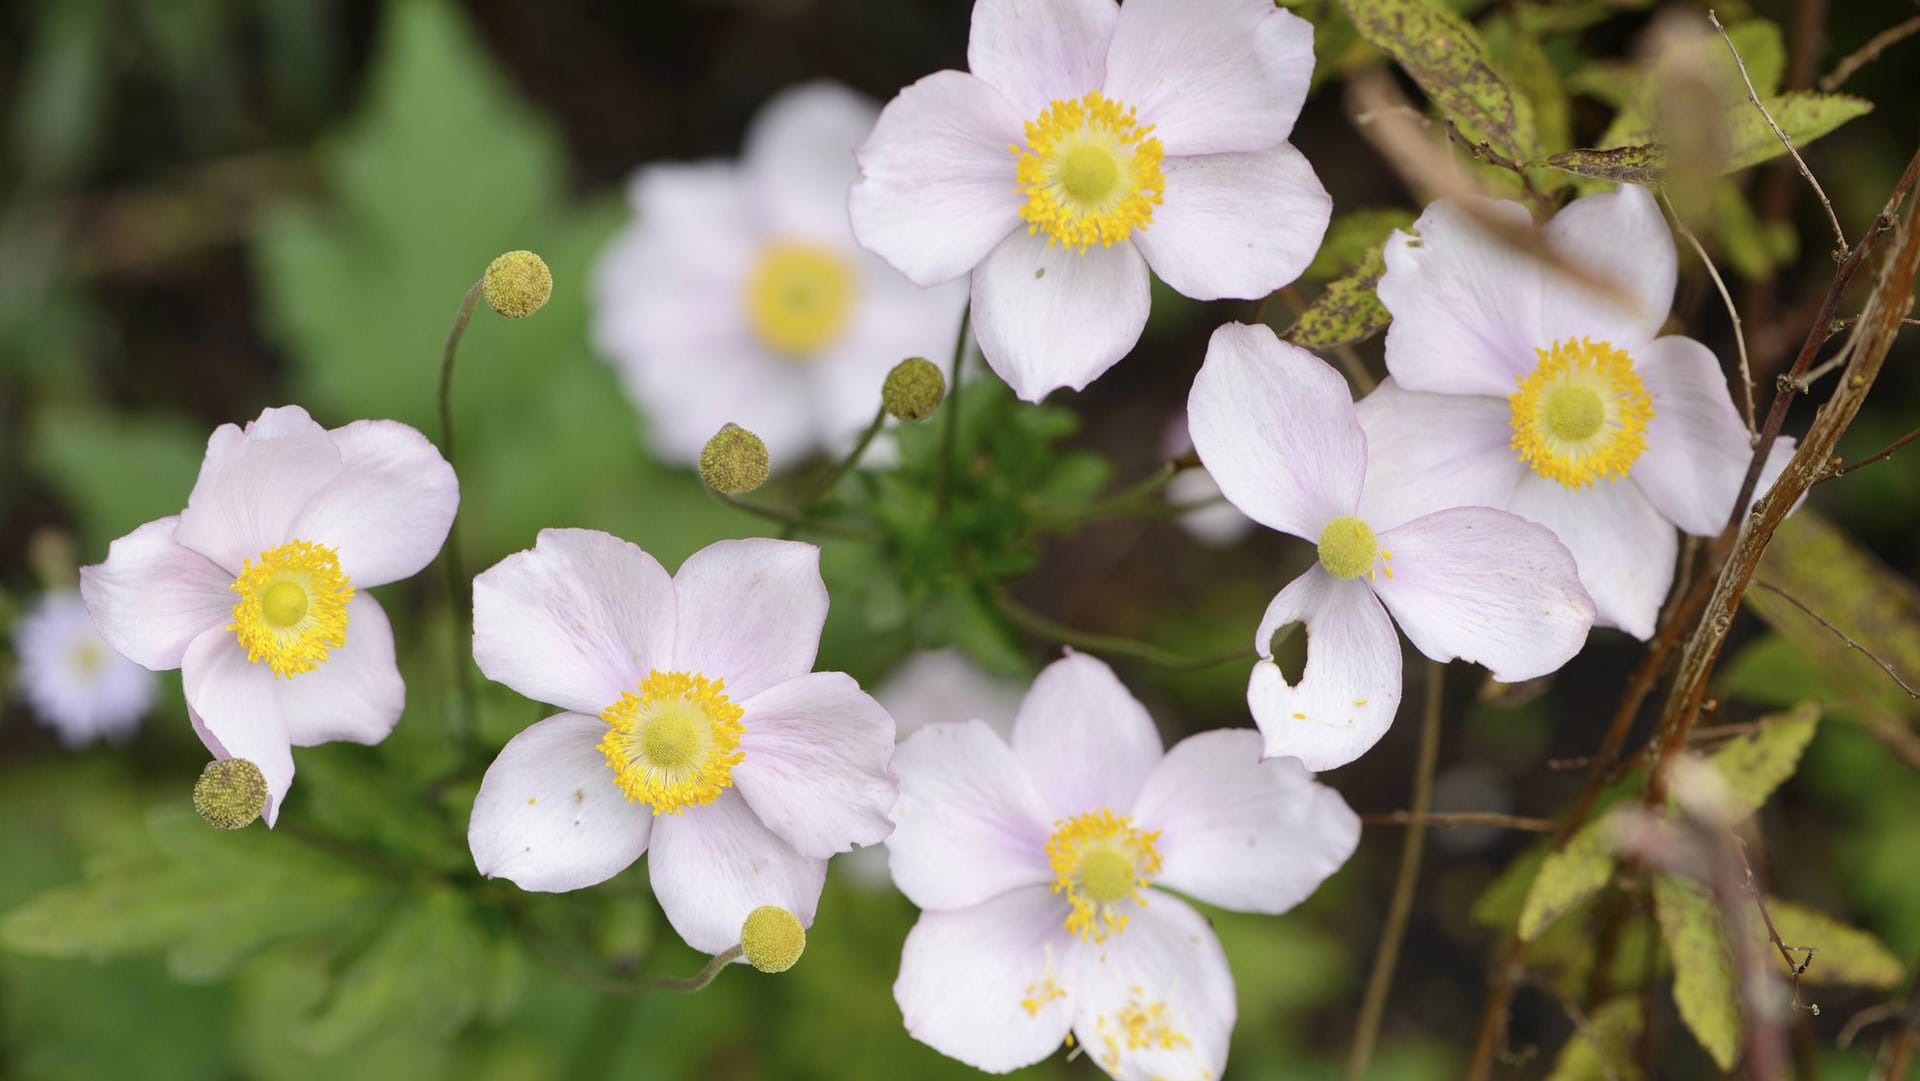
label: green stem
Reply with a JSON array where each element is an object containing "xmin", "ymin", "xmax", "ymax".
[
  {"xmin": 785, "ymin": 404, "xmax": 889, "ymax": 535},
  {"xmin": 935, "ymin": 307, "xmax": 972, "ymax": 519},
  {"xmin": 643, "ymin": 946, "xmax": 745, "ymax": 994},
  {"xmin": 991, "ymin": 585, "xmax": 1256, "ymax": 671},
  {"xmin": 711, "ymin": 490, "xmax": 880, "ymax": 543},
  {"xmin": 436, "ymin": 279, "xmax": 484, "ymax": 762}
]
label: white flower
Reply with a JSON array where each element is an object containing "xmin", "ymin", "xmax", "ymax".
[
  {"xmin": 592, "ymin": 81, "xmax": 967, "ymax": 467},
  {"xmin": 1189, "ymin": 323, "xmax": 1595, "ymax": 771},
  {"xmin": 888, "ymin": 652, "xmax": 1358, "ymax": 1080},
  {"xmin": 1363, "ymin": 185, "xmax": 1796, "ymax": 638},
  {"xmin": 13, "ymin": 590, "xmax": 154, "ymax": 748},
  {"xmin": 849, "ymin": 0, "xmax": 1330, "ymax": 402},
  {"xmin": 1162, "ymin": 410, "xmax": 1252, "ymax": 548},
  {"xmin": 80, "ymin": 406, "xmax": 458, "ymax": 823},
  {"xmin": 466, "ymin": 530, "xmax": 898, "ymax": 955}
]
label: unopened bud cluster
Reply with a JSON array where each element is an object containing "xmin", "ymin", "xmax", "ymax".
[
  {"xmin": 882, "ymin": 357, "xmax": 946, "ymax": 422},
  {"xmin": 193, "ymin": 758, "xmax": 268, "ymax": 830},
  {"xmin": 699, "ymin": 424, "xmax": 770, "ymax": 495}
]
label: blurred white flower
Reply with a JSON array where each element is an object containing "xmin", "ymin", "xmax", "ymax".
[
  {"xmin": 13, "ymin": 590, "xmax": 154, "ymax": 748},
  {"xmin": 592, "ymin": 81, "xmax": 967, "ymax": 468},
  {"xmin": 1161, "ymin": 411, "xmax": 1251, "ymax": 548}
]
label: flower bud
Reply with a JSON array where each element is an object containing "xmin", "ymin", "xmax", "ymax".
[
  {"xmin": 193, "ymin": 758, "xmax": 268, "ymax": 830},
  {"xmin": 882, "ymin": 357, "xmax": 946, "ymax": 422},
  {"xmin": 739, "ymin": 905, "xmax": 806, "ymax": 973},
  {"xmin": 698, "ymin": 424, "xmax": 770, "ymax": 495},
  {"xmin": 482, "ymin": 250, "xmax": 553, "ymax": 319}
]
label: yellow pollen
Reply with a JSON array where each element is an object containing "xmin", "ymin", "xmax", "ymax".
[
  {"xmin": 1045, "ymin": 809, "xmax": 1162, "ymax": 942},
  {"xmin": 1013, "ymin": 91, "xmax": 1164, "ymax": 251},
  {"xmin": 1317, "ymin": 516, "xmax": 1380, "ymax": 581},
  {"xmin": 1097, "ymin": 992, "xmax": 1193, "ymax": 1074},
  {"xmin": 744, "ymin": 242, "xmax": 857, "ymax": 357},
  {"xmin": 229, "ymin": 540, "xmax": 353, "ymax": 678},
  {"xmin": 1509, "ymin": 337, "xmax": 1655, "ymax": 488},
  {"xmin": 598, "ymin": 670, "xmax": 745, "ymax": 815}
]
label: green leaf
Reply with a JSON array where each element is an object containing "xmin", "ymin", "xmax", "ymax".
[
  {"xmin": 1722, "ymin": 92, "xmax": 1873, "ymax": 174},
  {"xmin": 1717, "ymin": 635, "xmax": 1833, "ymax": 710},
  {"xmin": 1701, "ymin": 701, "xmax": 1820, "ymax": 821},
  {"xmin": 297, "ymin": 887, "xmax": 488, "ymax": 1054},
  {"xmin": 1341, "ymin": 0, "xmax": 1539, "ymax": 162},
  {"xmin": 1760, "ymin": 899, "xmax": 1905, "ymax": 989},
  {"xmin": 1286, "ymin": 245, "xmax": 1391, "ymax": 350},
  {"xmin": 30, "ymin": 406, "xmax": 206, "ymax": 550},
  {"xmin": 1545, "ymin": 997, "xmax": 1645, "ymax": 1081},
  {"xmin": 1472, "ymin": 844, "xmax": 1546, "ymax": 931},
  {"xmin": 1540, "ymin": 145, "xmax": 1669, "ymax": 184},
  {"xmin": 1518, "ymin": 816, "xmax": 1616, "ymax": 941},
  {"xmin": 1653, "ymin": 874, "xmax": 1741, "ymax": 1071},
  {"xmin": 1303, "ymin": 208, "xmax": 1416, "ymax": 283}
]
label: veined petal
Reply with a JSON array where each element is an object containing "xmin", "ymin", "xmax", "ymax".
[
  {"xmin": 1630, "ymin": 336, "xmax": 1755, "ymax": 537},
  {"xmin": 468, "ymin": 712, "xmax": 651, "ymax": 892},
  {"xmin": 1509, "ymin": 473, "xmax": 1676, "ymax": 640},
  {"xmin": 849, "ymin": 71, "xmax": 1026, "ymax": 286},
  {"xmin": 471, "ymin": 529, "xmax": 676, "ymax": 714},
  {"xmin": 1378, "ymin": 197, "xmax": 1544, "ymax": 399},
  {"xmin": 1250, "ymin": 569, "xmax": 1402, "ymax": 772},
  {"xmin": 1187, "ymin": 322, "xmax": 1366, "ymax": 539},
  {"xmin": 970, "ymin": 228, "xmax": 1151, "ymax": 402},
  {"xmin": 1372, "ymin": 507, "xmax": 1594, "ymax": 681},
  {"xmin": 1101, "ymin": 0, "xmax": 1314, "ymax": 156},
  {"xmin": 1011, "ymin": 653, "xmax": 1162, "ymax": 822},
  {"xmin": 1132, "ymin": 143, "xmax": 1330, "ymax": 301},
  {"xmin": 277, "ymin": 592, "xmax": 404, "ymax": 747},
  {"xmin": 895, "ymin": 887, "xmax": 1078, "ymax": 1073},
  {"xmin": 1130, "ymin": 729, "xmax": 1359, "ymax": 914},
  {"xmin": 887, "ymin": 720, "xmax": 1053, "ymax": 911},
  {"xmin": 286, "ymin": 420, "xmax": 456, "ymax": 588},
  {"xmin": 968, "ymin": 0, "xmax": 1117, "ymax": 119},
  {"xmin": 743, "ymin": 81, "xmax": 878, "ymax": 244},
  {"xmin": 1538, "ymin": 184, "xmax": 1676, "ymax": 347},
  {"xmin": 182, "ymin": 627, "xmax": 295, "ymax": 826},
  {"xmin": 175, "ymin": 406, "xmax": 345, "ymax": 574},
  {"xmin": 670, "ymin": 539, "xmax": 826, "ymax": 701},
  {"xmin": 648, "ymin": 790, "xmax": 827, "ymax": 956},
  {"xmin": 1354, "ymin": 378, "xmax": 1527, "ymax": 531},
  {"xmin": 79, "ymin": 516, "xmax": 232, "ymax": 671},
  {"xmin": 734, "ymin": 672, "xmax": 898, "ymax": 859},
  {"xmin": 1071, "ymin": 892, "xmax": 1234, "ymax": 1081}
]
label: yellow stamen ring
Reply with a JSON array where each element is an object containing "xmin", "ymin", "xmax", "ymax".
[
  {"xmin": 228, "ymin": 540, "xmax": 353, "ymax": 678},
  {"xmin": 1045, "ymin": 809, "xmax": 1162, "ymax": 942},
  {"xmin": 1509, "ymin": 337, "xmax": 1655, "ymax": 488},
  {"xmin": 1012, "ymin": 91, "xmax": 1164, "ymax": 251},
  {"xmin": 598, "ymin": 670, "xmax": 745, "ymax": 815}
]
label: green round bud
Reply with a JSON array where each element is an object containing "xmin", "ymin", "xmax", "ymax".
[
  {"xmin": 193, "ymin": 758, "xmax": 268, "ymax": 830},
  {"xmin": 739, "ymin": 905, "xmax": 806, "ymax": 973},
  {"xmin": 482, "ymin": 250, "xmax": 553, "ymax": 319},
  {"xmin": 698, "ymin": 424, "xmax": 770, "ymax": 495},
  {"xmin": 881, "ymin": 357, "xmax": 946, "ymax": 422}
]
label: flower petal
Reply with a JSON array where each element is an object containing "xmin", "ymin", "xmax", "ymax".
[
  {"xmin": 1371, "ymin": 507, "xmax": 1594, "ymax": 681},
  {"xmin": 182, "ymin": 626, "xmax": 295, "ymax": 826},
  {"xmin": 1378, "ymin": 197, "xmax": 1544, "ymax": 398},
  {"xmin": 743, "ymin": 81, "xmax": 878, "ymax": 243},
  {"xmin": 1630, "ymin": 335, "xmax": 1754, "ymax": 537},
  {"xmin": 79, "ymin": 516, "xmax": 232, "ymax": 671},
  {"xmin": 810, "ymin": 257, "xmax": 969, "ymax": 450},
  {"xmin": 1101, "ymin": 0, "xmax": 1314, "ymax": 156},
  {"xmin": 970, "ymin": 228, "xmax": 1151, "ymax": 401},
  {"xmin": 733, "ymin": 672, "xmax": 898, "ymax": 859},
  {"xmin": 1354, "ymin": 377, "xmax": 1528, "ymax": 530},
  {"xmin": 1071, "ymin": 891, "xmax": 1234, "ymax": 1081},
  {"xmin": 276, "ymin": 592, "xmax": 404, "ymax": 747},
  {"xmin": 287, "ymin": 420, "xmax": 457, "ymax": 588},
  {"xmin": 895, "ymin": 887, "xmax": 1077, "ymax": 1073},
  {"xmin": 873, "ymin": 648, "xmax": 1025, "ymax": 741},
  {"xmin": 1538, "ymin": 184, "xmax": 1675, "ymax": 347},
  {"xmin": 1249, "ymin": 569, "xmax": 1402, "ymax": 772},
  {"xmin": 1187, "ymin": 321, "xmax": 1366, "ymax": 539},
  {"xmin": 648, "ymin": 790, "xmax": 827, "ymax": 956},
  {"xmin": 1011, "ymin": 653, "xmax": 1162, "ymax": 821},
  {"xmin": 619, "ymin": 341, "xmax": 820, "ymax": 468},
  {"xmin": 472, "ymin": 529, "xmax": 676, "ymax": 714},
  {"xmin": 174, "ymin": 406, "xmax": 345, "ymax": 574},
  {"xmin": 1130, "ymin": 729, "xmax": 1359, "ymax": 913},
  {"xmin": 887, "ymin": 720, "xmax": 1053, "ymax": 910},
  {"xmin": 849, "ymin": 71, "xmax": 1025, "ymax": 286},
  {"xmin": 1508, "ymin": 473, "xmax": 1676, "ymax": 640},
  {"xmin": 468, "ymin": 712, "xmax": 651, "ymax": 892},
  {"xmin": 1132, "ymin": 143, "xmax": 1330, "ymax": 301},
  {"xmin": 968, "ymin": 0, "xmax": 1117, "ymax": 118},
  {"xmin": 670, "ymin": 539, "xmax": 826, "ymax": 701}
]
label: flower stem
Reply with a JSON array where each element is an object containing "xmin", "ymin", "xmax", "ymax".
[
  {"xmin": 935, "ymin": 307, "xmax": 972, "ymax": 519},
  {"xmin": 643, "ymin": 946, "xmax": 745, "ymax": 993},
  {"xmin": 709, "ymin": 490, "xmax": 880, "ymax": 543},
  {"xmin": 436, "ymin": 278, "xmax": 484, "ymax": 762},
  {"xmin": 1347, "ymin": 659, "xmax": 1444, "ymax": 1080},
  {"xmin": 786, "ymin": 404, "xmax": 889, "ymax": 535}
]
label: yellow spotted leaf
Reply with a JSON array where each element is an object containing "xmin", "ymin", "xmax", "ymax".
[
  {"xmin": 1341, "ymin": 0, "xmax": 1538, "ymax": 162},
  {"xmin": 1545, "ymin": 997, "xmax": 1645, "ymax": 1081},
  {"xmin": 1518, "ymin": 815, "xmax": 1616, "ymax": 941},
  {"xmin": 1653, "ymin": 875, "xmax": 1742, "ymax": 1071},
  {"xmin": 1759, "ymin": 899, "xmax": 1905, "ymax": 989},
  {"xmin": 1701, "ymin": 702, "xmax": 1820, "ymax": 821}
]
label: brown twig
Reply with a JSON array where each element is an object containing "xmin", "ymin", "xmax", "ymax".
[
  {"xmin": 1735, "ymin": 838, "xmax": 1821, "ymax": 1016},
  {"xmin": 1661, "ymin": 188, "xmax": 1756, "ymax": 432},
  {"xmin": 1752, "ymin": 579, "xmax": 1920, "ymax": 698},
  {"xmin": 1708, "ymin": 10, "xmax": 1847, "ymax": 254},
  {"xmin": 1360, "ymin": 811, "xmax": 1553, "ymax": 832},
  {"xmin": 1842, "ymin": 1003, "xmax": 1904, "ymax": 1049},
  {"xmin": 1830, "ymin": 425, "xmax": 1920, "ymax": 478},
  {"xmin": 1871, "ymin": 967, "xmax": 1920, "ymax": 1080},
  {"xmin": 1820, "ymin": 13, "xmax": 1920, "ymax": 92}
]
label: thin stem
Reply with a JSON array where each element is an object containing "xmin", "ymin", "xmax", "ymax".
[
  {"xmin": 1035, "ymin": 458, "xmax": 1194, "ymax": 525},
  {"xmin": 709, "ymin": 490, "xmax": 880, "ymax": 543},
  {"xmin": 936, "ymin": 307, "xmax": 972, "ymax": 519},
  {"xmin": 796, "ymin": 405, "xmax": 888, "ymax": 511},
  {"xmin": 1709, "ymin": 10, "xmax": 1847, "ymax": 254},
  {"xmin": 1661, "ymin": 188, "xmax": 1756, "ymax": 433},
  {"xmin": 1347, "ymin": 661, "xmax": 1445, "ymax": 1080},
  {"xmin": 1360, "ymin": 810, "xmax": 1551, "ymax": 832},
  {"xmin": 643, "ymin": 946, "xmax": 745, "ymax": 994},
  {"xmin": 991, "ymin": 585, "xmax": 1258, "ymax": 671},
  {"xmin": 437, "ymin": 279, "xmax": 484, "ymax": 761},
  {"xmin": 1751, "ymin": 579, "xmax": 1920, "ymax": 697},
  {"xmin": 1820, "ymin": 13, "xmax": 1920, "ymax": 91},
  {"xmin": 1830, "ymin": 425, "xmax": 1920, "ymax": 478}
]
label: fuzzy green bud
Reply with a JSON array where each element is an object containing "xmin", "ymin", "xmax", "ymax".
[
  {"xmin": 739, "ymin": 905, "xmax": 806, "ymax": 973},
  {"xmin": 482, "ymin": 250, "xmax": 553, "ymax": 319},
  {"xmin": 193, "ymin": 758, "xmax": 268, "ymax": 830},
  {"xmin": 881, "ymin": 357, "xmax": 946, "ymax": 422},
  {"xmin": 698, "ymin": 424, "xmax": 770, "ymax": 495}
]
